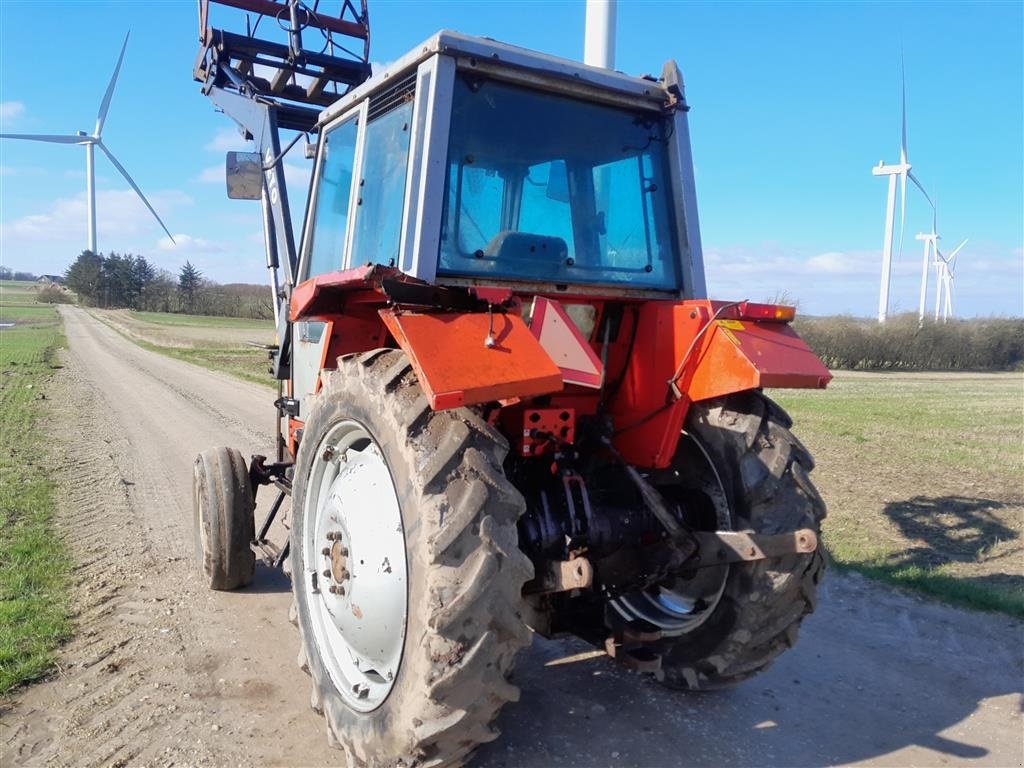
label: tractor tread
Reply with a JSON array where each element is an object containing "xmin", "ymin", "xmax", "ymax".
[
  {"xmin": 289, "ymin": 348, "xmax": 533, "ymax": 767},
  {"xmin": 656, "ymin": 391, "xmax": 826, "ymax": 691}
]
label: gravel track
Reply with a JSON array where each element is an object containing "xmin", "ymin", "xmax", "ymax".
[{"xmin": 1, "ymin": 305, "xmax": 1021, "ymax": 767}]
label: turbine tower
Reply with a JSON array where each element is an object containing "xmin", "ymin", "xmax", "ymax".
[
  {"xmin": 0, "ymin": 32, "xmax": 173, "ymax": 253},
  {"xmin": 915, "ymin": 192, "xmax": 939, "ymax": 326},
  {"xmin": 872, "ymin": 59, "xmax": 932, "ymax": 323},
  {"xmin": 915, "ymin": 227, "xmax": 938, "ymax": 326}
]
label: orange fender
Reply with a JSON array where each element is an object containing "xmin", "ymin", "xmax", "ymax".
[
  {"xmin": 379, "ymin": 309, "xmax": 563, "ymax": 411},
  {"xmin": 609, "ymin": 300, "xmax": 831, "ymax": 468}
]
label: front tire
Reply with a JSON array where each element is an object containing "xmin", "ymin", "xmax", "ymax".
[
  {"xmin": 193, "ymin": 446, "xmax": 256, "ymax": 590},
  {"xmin": 290, "ymin": 350, "xmax": 534, "ymax": 767}
]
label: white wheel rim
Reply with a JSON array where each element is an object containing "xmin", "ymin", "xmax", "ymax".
[
  {"xmin": 301, "ymin": 418, "xmax": 408, "ymax": 711},
  {"xmin": 608, "ymin": 432, "xmax": 731, "ymax": 636}
]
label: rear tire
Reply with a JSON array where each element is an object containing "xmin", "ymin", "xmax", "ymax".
[
  {"xmin": 290, "ymin": 349, "xmax": 534, "ymax": 767},
  {"xmin": 653, "ymin": 391, "xmax": 826, "ymax": 689},
  {"xmin": 193, "ymin": 446, "xmax": 256, "ymax": 590}
]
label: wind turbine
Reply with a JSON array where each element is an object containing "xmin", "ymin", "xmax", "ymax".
[
  {"xmin": 915, "ymin": 189, "xmax": 941, "ymax": 326},
  {"xmin": 872, "ymin": 58, "xmax": 932, "ymax": 323},
  {"xmin": 0, "ymin": 32, "xmax": 173, "ymax": 254},
  {"xmin": 934, "ymin": 239, "xmax": 967, "ymax": 322}
]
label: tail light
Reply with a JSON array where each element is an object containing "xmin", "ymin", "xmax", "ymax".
[{"xmin": 734, "ymin": 301, "xmax": 796, "ymax": 322}]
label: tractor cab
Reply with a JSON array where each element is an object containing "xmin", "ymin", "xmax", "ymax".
[{"xmin": 298, "ymin": 32, "xmax": 703, "ymax": 297}]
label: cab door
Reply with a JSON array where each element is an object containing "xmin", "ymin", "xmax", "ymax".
[{"xmin": 292, "ymin": 107, "xmax": 364, "ymax": 413}]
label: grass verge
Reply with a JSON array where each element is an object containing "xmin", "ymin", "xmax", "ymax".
[
  {"xmin": 88, "ymin": 308, "xmax": 275, "ymax": 388},
  {"xmin": 132, "ymin": 337, "xmax": 275, "ymax": 388},
  {"xmin": 0, "ymin": 289, "xmax": 72, "ymax": 693},
  {"xmin": 773, "ymin": 371, "xmax": 1023, "ymax": 618}
]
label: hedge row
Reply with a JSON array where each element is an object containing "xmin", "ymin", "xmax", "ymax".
[{"xmin": 793, "ymin": 314, "xmax": 1023, "ymax": 371}]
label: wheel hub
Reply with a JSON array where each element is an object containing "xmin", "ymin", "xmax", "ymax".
[
  {"xmin": 301, "ymin": 420, "xmax": 408, "ymax": 712},
  {"xmin": 328, "ymin": 538, "xmax": 348, "ymax": 585}
]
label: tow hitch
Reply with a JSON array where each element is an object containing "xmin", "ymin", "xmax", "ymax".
[{"xmin": 691, "ymin": 529, "xmax": 818, "ymax": 565}]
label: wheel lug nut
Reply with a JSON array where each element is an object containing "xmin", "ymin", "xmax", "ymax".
[
  {"xmin": 322, "ymin": 569, "xmax": 332, "ymax": 578},
  {"xmin": 321, "ymin": 547, "xmax": 331, "ymax": 556}
]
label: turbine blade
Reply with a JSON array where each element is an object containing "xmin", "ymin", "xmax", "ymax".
[
  {"xmin": 0, "ymin": 133, "xmax": 87, "ymax": 144},
  {"xmin": 908, "ymin": 170, "xmax": 934, "ymax": 209},
  {"xmin": 946, "ymin": 239, "xmax": 967, "ymax": 271},
  {"xmin": 97, "ymin": 142, "xmax": 175, "ymax": 243},
  {"xmin": 900, "ymin": 55, "xmax": 908, "ymax": 164},
  {"xmin": 94, "ymin": 31, "xmax": 130, "ymax": 137}
]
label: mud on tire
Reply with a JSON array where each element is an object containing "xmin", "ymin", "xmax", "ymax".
[
  {"xmin": 655, "ymin": 391, "xmax": 826, "ymax": 690},
  {"xmin": 290, "ymin": 349, "xmax": 534, "ymax": 767},
  {"xmin": 193, "ymin": 446, "xmax": 256, "ymax": 591}
]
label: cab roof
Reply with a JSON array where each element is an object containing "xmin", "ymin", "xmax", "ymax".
[{"xmin": 318, "ymin": 29, "xmax": 673, "ymax": 126}]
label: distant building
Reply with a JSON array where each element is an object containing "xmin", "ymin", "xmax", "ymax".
[{"xmin": 37, "ymin": 275, "xmax": 65, "ymax": 285}]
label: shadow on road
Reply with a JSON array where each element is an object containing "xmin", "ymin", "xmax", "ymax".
[
  {"xmin": 244, "ymin": 560, "xmax": 292, "ymax": 594},
  {"xmin": 475, "ymin": 574, "xmax": 1023, "ymax": 767}
]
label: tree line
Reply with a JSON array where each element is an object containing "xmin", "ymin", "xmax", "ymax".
[
  {"xmin": 0, "ymin": 266, "xmax": 39, "ymax": 281},
  {"xmin": 62, "ymin": 251, "xmax": 273, "ymax": 319},
  {"xmin": 795, "ymin": 314, "xmax": 1024, "ymax": 372}
]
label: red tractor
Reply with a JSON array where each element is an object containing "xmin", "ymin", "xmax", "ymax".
[{"xmin": 193, "ymin": 2, "xmax": 829, "ymax": 765}]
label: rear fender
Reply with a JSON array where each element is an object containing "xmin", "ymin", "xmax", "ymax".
[
  {"xmin": 379, "ymin": 309, "xmax": 564, "ymax": 410},
  {"xmin": 609, "ymin": 300, "xmax": 830, "ymax": 468}
]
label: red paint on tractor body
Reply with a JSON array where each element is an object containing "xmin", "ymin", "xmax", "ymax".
[
  {"xmin": 288, "ymin": 270, "xmax": 829, "ymax": 469},
  {"xmin": 379, "ymin": 309, "xmax": 564, "ymax": 410}
]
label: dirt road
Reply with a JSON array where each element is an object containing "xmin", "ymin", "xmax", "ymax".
[{"xmin": 2, "ymin": 305, "xmax": 1021, "ymax": 767}]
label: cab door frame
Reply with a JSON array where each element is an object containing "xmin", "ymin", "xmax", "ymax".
[{"xmin": 291, "ymin": 99, "xmax": 369, "ymax": 414}]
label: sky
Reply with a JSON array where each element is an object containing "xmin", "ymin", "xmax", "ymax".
[{"xmin": 1, "ymin": 0, "xmax": 1021, "ymax": 318}]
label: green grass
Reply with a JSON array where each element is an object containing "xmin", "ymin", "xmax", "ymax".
[
  {"xmin": 772, "ymin": 372, "xmax": 1024, "ymax": 617},
  {"xmin": 0, "ymin": 303, "xmax": 72, "ymax": 693},
  {"xmin": 133, "ymin": 337, "xmax": 275, "ymax": 388},
  {"xmin": 131, "ymin": 310, "xmax": 272, "ymax": 330},
  {"xmin": 89, "ymin": 309, "xmax": 275, "ymax": 387}
]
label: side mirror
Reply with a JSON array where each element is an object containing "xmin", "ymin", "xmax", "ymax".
[
  {"xmin": 545, "ymin": 160, "xmax": 570, "ymax": 203},
  {"xmin": 225, "ymin": 151, "xmax": 263, "ymax": 200}
]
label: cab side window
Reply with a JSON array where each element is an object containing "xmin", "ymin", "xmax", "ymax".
[
  {"xmin": 349, "ymin": 101, "xmax": 415, "ymax": 268},
  {"xmin": 306, "ymin": 117, "xmax": 359, "ymax": 279}
]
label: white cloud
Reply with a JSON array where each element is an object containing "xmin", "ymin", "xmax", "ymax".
[
  {"xmin": 805, "ymin": 251, "xmax": 874, "ymax": 276},
  {"xmin": 205, "ymin": 127, "xmax": 251, "ymax": 152},
  {"xmin": 0, "ymin": 188, "xmax": 191, "ymax": 244},
  {"xmin": 702, "ymin": 242, "xmax": 1023, "ymax": 317},
  {"xmin": 0, "ymin": 101, "xmax": 25, "ymax": 123},
  {"xmin": 283, "ymin": 161, "xmax": 312, "ymax": 191},
  {"xmin": 157, "ymin": 233, "xmax": 227, "ymax": 254},
  {"xmin": 197, "ymin": 163, "xmax": 224, "ymax": 184}
]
